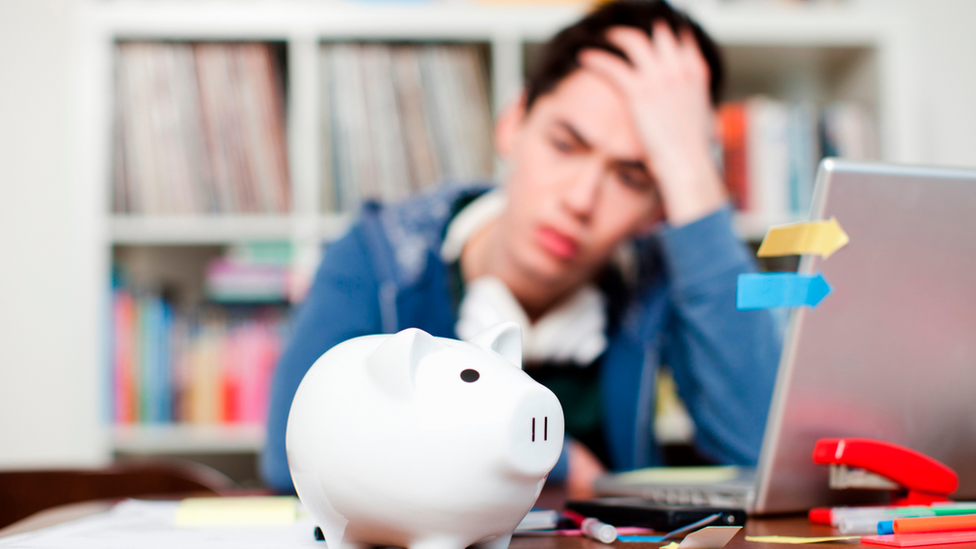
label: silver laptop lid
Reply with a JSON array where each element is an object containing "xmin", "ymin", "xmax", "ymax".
[{"xmin": 752, "ymin": 159, "xmax": 976, "ymax": 514}]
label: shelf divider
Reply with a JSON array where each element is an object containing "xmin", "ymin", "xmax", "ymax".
[{"xmin": 112, "ymin": 424, "xmax": 266, "ymax": 455}]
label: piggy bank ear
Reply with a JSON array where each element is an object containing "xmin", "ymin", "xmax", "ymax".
[
  {"xmin": 469, "ymin": 322, "xmax": 522, "ymax": 369},
  {"xmin": 368, "ymin": 328, "xmax": 444, "ymax": 399}
]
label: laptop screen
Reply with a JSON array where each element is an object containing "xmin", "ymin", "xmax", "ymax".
[{"xmin": 753, "ymin": 159, "xmax": 976, "ymax": 513}]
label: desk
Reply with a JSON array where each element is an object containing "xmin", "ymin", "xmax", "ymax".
[
  {"xmin": 4, "ymin": 501, "xmax": 976, "ymax": 549},
  {"xmin": 510, "ymin": 515, "xmax": 856, "ymax": 549}
]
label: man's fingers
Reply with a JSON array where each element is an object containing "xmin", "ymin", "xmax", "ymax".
[
  {"xmin": 605, "ymin": 26, "xmax": 657, "ymax": 72},
  {"xmin": 676, "ymin": 27, "xmax": 710, "ymax": 84},
  {"xmin": 605, "ymin": 24, "xmax": 706, "ymax": 89},
  {"xmin": 578, "ymin": 48, "xmax": 637, "ymax": 96},
  {"xmin": 650, "ymin": 21, "xmax": 682, "ymax": 72}
]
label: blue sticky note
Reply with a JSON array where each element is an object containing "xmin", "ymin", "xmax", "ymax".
[{"xmin": 736, "ymin": 272, "xmax": 832, "ymax": 310}]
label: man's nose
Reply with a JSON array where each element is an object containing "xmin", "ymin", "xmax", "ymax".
[{"xmin": 560, "ymin": 162, "xmax": 602, "ymax": 221}]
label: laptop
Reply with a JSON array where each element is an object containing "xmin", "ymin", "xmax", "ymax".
[{"xmin": 595, "ymin": 159, "xmax": 976, "ymax": 514}]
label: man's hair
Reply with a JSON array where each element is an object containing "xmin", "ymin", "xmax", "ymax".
[{"xmin": 524, "ymin": 0, "xmax": 724, "ymax": 110}]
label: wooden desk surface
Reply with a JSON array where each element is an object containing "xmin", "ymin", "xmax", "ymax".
[
  {"xmin": 509, "ymin": 515, "xmax": 855, "ymax": 549},
  {"xmin": 6, "ymin": 500, "xmax": 976, "ymax": 549}
]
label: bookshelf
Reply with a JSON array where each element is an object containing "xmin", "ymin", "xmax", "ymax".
[
  {"xmin": 72, "ymin": 0, "xmax": 916, "ymax": 461},
  {"xmin": 109, "ymin": 214, "xmax": 353, "ymax": 245},
  {"xmin": 113, "ymin": 423, "xmax": 265, "ymax": 455}
]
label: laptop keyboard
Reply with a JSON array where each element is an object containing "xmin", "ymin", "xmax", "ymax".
[{"xmin": 637, "ymin": 487, "xmax": 749, "ymax": 509}]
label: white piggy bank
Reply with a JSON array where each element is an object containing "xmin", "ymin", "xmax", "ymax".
[{"xmin": 286, "ymin": 322, "xmax": 565, "ymax": 549}]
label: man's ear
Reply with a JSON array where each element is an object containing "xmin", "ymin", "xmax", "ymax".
[{"xmin": 494, "ymin": 93, "xmax": 526, "ymax": 159}]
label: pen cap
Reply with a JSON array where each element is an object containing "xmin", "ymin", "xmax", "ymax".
[
  {"xmin": 582, "ymin": 518, "xmax": 618, "ymax": 544},
  {"xmin": 809, "ymin": 508, "xmax": 832, "ymax": 525},
  {"xmin": 839, "ymin": 517, "xmax": 890, "ymax": 535}
]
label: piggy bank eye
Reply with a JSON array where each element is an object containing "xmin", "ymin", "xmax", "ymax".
[{"xmin": 460, "ymin": 369, "xmax": 480, "ymax": 383}]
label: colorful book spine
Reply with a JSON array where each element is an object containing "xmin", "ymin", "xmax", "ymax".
[
  {"xmin": 717, "ymin": 97, "xmax": 877, "ymax": 220},
  {"xmin": 718, "ymin": 102, "xmax": 749, "ymax": 210},
  {"xmin": 110, "ymin": 286, "xmax": 286, "ymax": 427},
  {"xmin": 112, "ymin": 289, "xmax": 135, "ymax": 424}
]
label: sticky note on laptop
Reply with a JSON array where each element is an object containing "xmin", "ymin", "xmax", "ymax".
[{"xmin": 175, "ymin": 496, "xmax": 298, "ymax": 526}]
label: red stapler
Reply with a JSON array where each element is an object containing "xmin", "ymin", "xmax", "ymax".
[{"xmin": 808, "ymin": 438, "xmax": 959, "ymax": 525}]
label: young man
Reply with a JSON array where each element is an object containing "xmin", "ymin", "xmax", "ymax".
[{"xmin": 261, "ymin": 0, "xmax": 780, "ymax": 497}]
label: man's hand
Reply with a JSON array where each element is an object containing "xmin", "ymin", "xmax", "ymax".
[
  {"xmin": 566, "ymin": 439, "xmax": 607, "ymax": 500},
  {"xmin": 579, "ymin": 23, "xmax": 727, "ymax": 227}
]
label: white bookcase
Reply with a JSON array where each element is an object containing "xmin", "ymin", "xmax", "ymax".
[{"xmin": 71, "ymin": 0, "xmax": 918, "ymax": 458}]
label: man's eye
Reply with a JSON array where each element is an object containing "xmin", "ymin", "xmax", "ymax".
[
  {"xmin": 618, "ymin": 170, "xmax": 651, "ymax": 191},
  {"xmin": 551, "ymin": 138, "xmax": 574, "ymax": 153}
]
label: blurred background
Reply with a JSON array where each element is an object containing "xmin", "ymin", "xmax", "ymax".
[{"xmin": 1, "ymin": 0, "xmax": 974, "ymax": 489}]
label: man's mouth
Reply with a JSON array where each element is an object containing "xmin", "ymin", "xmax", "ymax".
[{"xmin": 535, "ymin": 225, "xmax": 579, "ymax": 260}]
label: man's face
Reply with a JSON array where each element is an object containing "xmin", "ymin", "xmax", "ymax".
[{"xmin": 496, "ymin": 69, "xmax": 663, "ymax": 288}]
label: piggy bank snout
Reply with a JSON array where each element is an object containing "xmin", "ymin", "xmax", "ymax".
[{"xmin": 503, "ymin": 388, "xmax": 565, "ymax": 479}]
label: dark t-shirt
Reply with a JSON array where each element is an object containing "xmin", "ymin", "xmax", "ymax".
[
  {"xmin": 444, "ymin": 194, "xmax": 622, "ymax": 468},
  {"xmin": 524, "ymin": 360, "xmax": 610, "ymax": 467}
]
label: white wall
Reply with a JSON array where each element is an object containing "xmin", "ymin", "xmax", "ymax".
[
  {"xmin": 0, "ymin": 0, "xmax": 109, "ymax": 468},
  {"xmin": 910, "ymin": 0, "xmax": 976, "ymax": 168},
  {"xmin": 859, "ymin": 0, "xmax": 976, "ymax": 167}
]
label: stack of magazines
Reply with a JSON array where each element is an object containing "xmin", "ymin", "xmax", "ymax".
[
  {"xmin": 321, "ymin": 43, "xmax": 495, "ymax": 210},
  {"xmin": 113, "ymin": 42, "xmax": 290, "ymax": 215}
]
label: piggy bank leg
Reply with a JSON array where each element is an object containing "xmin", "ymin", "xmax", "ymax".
[
  {"xmin": 312, "ymin": 518, "xmax": 349, "ymax": 549},
  {"xmin": 292, "ymin": 471, "xmax": 349, "ymax": 549},
  {"xmin": 314, "ymin": 527, "xmax": 366, "ymax": 549},
  {"xmin": 474, "ymin": 533, "xmax": 512, "ymax": 549}
]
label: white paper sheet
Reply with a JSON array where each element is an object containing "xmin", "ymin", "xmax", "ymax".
[{"xmin": 0, "ymin": 500, "xmax": 323, "ymax": 549}]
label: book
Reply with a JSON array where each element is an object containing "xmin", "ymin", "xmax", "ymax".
[
  {"xmin": 747, "ymin": 96, "xmax": 791, "ymax": 222},
  {"xmin": 111, "ymin": 282, "xmax": 287, "ymax": 426},
  {"xmin": 320, "ymin": 42, "xmax": 493, "ymax": 210},
  {"xmin": 114, "ymin": 42, "xmax": 289, "ymax": 215},
  {"xmin": 717, "ymin": 97, "xmax": 877, "ymax": 221},
  {"xmin": 717, "ymin": 102, "xmax": 748, "ymax": 210},
  {"xmin": 112, "ymin": 288, "xmax": 136, "ymax": 423}
]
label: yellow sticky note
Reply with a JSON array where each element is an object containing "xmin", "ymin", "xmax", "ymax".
[
  {"xmin": 757, "ymin": 218, "xmax": 850, "ymax": 259},
  {"xmin": 612, "ymin": 466, "xmax": 739, "ymax": 486},
  {"xmin": 175, "ymin": 496, "xmax": 298, "ymax": 526},
  {"xmin": 744, "ymin": 535, "xmax": 860, "ymax": 544}
]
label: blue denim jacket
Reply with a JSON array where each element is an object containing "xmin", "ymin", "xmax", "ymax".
[{"xmin": 260, "ymin": 185, "xmax": 781, "ymax": 492}]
